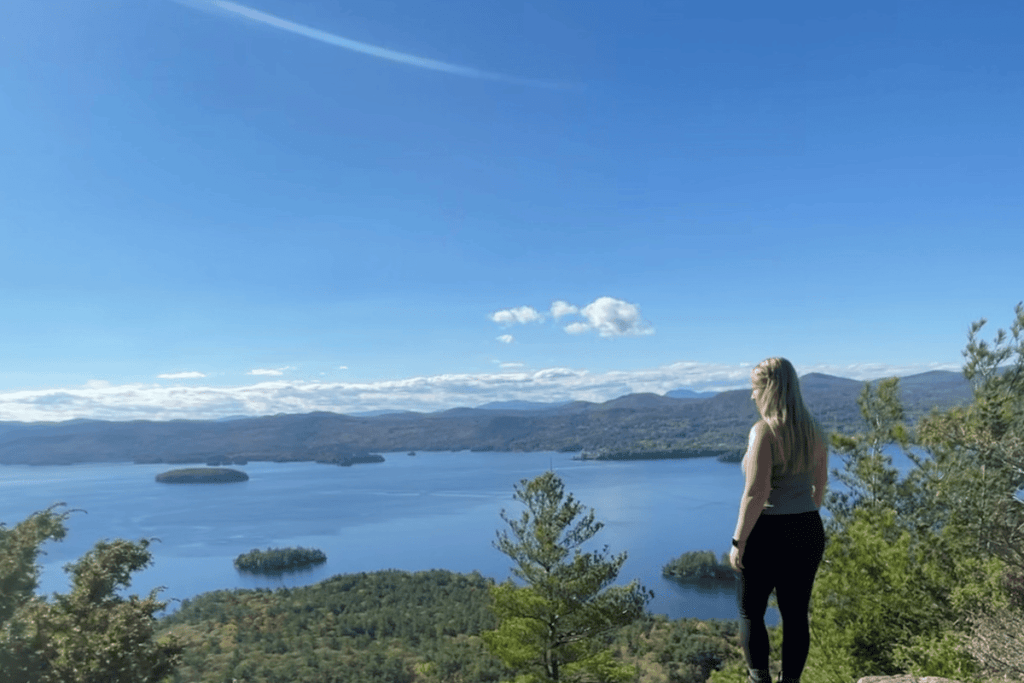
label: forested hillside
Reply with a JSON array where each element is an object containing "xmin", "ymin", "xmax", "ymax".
[
  {"xmin": 158, "ymin": 569, "xmax": 741, "ymax": 683},
  {"xmin": 160, "ymin": 570, "xmax": 503, "ymax": 683}
]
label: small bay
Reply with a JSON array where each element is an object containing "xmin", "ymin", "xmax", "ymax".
[{"xmin": 1, "ymin": 451, "xmax": 774, "ymax": 623}]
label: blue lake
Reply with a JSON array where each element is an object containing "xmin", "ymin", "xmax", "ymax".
[{"xmin": 1, "ymin": 451, "xmax": 775, "ymax": 623}]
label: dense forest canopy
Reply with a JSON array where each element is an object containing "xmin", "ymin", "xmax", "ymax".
[{"xmin": 158, "ymin": 570, "xmax": 740, "ymax": 683}]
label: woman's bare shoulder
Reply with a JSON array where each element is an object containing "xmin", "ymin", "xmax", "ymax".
[
  {"xmin": 749, "ymin": 419, "xmax": 776, "ymax": 442},
  {"xmin": 747, "ymin": 420, "xmax": 776, "ymax": 456}
]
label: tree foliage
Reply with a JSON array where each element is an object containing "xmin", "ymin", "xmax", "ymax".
[
  {"xmin": 618, "ymin": 615, "xmax": 739, "ymax": 683},
  {"xmin": 917, "ymin": 303, "xmax": 1024, "ymax": 569},
  {"xmin": 826, "ymin": 376, "xmax": 913, "ymax": 526},
  {"xmin": 0, "ymin": 506, "xmax": 181, "ymax": 683},
  {"xmin": 806, "ymin": 507, "xmax": 981, "ymax": 683},
  {"xmin": 803, "ymin": 304, "xmax": 1024, "ymax": 682},
  {"xmin": 162, "ymin": 569, "xmax": 506, "ymax": 683},
  {"xmin": 159, "ymin": 569, "xmax": 742, "ymax": 683},
  {"xmin": 483, "ymin": 471, "xmax": 652, "ymax": 683}
]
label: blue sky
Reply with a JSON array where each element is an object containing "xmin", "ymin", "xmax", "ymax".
[{"xmin": 1, "ymin": 0, "xmax": 1021, "ymax": 421}]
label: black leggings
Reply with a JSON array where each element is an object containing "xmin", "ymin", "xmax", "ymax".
[{"xmin": 737, "ymin": 511, "xmax": 825, "ymax": 679}]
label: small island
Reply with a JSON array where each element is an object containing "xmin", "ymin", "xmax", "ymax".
[
  {"xmin": 234, "ymin": 547, "xmax": 327, "ymax": 574},
  {"xmin": 662, "ymin": 550, "xmax": 736, "ymax": 584},
  {"xmin": 155, "ymin": 467, "xmax": 249, "ymax": 484},
  {"xmin": 315, "ymin": 453, "xmax": 386, "ymax": 466}
]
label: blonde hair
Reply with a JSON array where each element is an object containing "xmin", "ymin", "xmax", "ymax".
[{"xmin": 751, "ymin": 357, "xmax": 821, "ymax": 475}]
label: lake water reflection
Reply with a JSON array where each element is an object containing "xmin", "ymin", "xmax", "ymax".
[{"xmin": 1, "ymin": 451, "xmax": 777, "ymax": 623}]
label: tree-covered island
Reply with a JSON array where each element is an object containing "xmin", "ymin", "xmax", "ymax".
[
  {"xmin": 234, "ymin": 546, "xmax": 327, "ymax": 574},
  {"xmin": 155, "ymin": 467, "xmax": 249, "ymax": 484},
  {"xmin": 315, "ymin": 452, "xmax": 386, "ymax": 466},
  {"xmin": 662, "ymin": 550, "xmax": 736, "ymax": 584}
]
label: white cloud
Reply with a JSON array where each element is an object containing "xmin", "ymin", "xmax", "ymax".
[
  {"xmin": 576, "ymin": 297, "xmax": 654, "ymax": 337},
  {"xmin": 0, "ymin": 361, "xmax": 961, "ymax": 422},
  {"xmin": 496, "ymin": 334, "xmax": 514, "ymax": 344},
  {"xmin": 564, "ymin": 322, "xmax": 591, "ymax": 335},
  {"xmin": 500, "ymin": 362, "xmax": 525, "ymax": 368},
  {"xmin": 550, "ymin": 301, "xmax": 579, "ymax": 319},
  {"xmin": 158, "ymin": 371, "xmax": 207, "ymax": 379},
  {"xmin": 338, "ymin": 365, "xmax": 349, "ymax": 370},
  {"xmin": 490, "ymin": 306, "xmax": 544, "ymax": 325},
  {"xmin": 248, "ymin": 367, "xmax": 293, "ymax": 376},
  {"xmin": 489, "ymin": 298, "xmax": 651, "ymax": 337}
]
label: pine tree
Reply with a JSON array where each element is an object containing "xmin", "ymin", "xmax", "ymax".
[
  {"xmin": 918, "ymin": 303, "xmax": 1024, "ymax": 568},
  {"xmin": 483, "ymin": 471, "xmax": 651, "ymax": 683},
  {"xmin": 0, "ymin": 506, "xmax": 181, "ymax": 683},
  {"xmin": 804, "ymin": 304, "xmax": 1024, "ymax": 682}
]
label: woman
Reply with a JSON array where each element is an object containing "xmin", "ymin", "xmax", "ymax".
[{"xmin": 729, "ymin": 358, "xmax": 828, "ymax": 683}]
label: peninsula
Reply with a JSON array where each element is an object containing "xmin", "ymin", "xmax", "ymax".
[
  {"xmin": 577, "ymin": 447, "xmax": 742, "ymax": 462},
  {"xmin": 155, "ymin": 467, "xmax": 249, "ymax": 484}
]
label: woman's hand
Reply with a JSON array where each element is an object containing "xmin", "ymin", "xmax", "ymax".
[{"xmin": 729, "ymin": 543, "xmax": 744, "ymax": 571}]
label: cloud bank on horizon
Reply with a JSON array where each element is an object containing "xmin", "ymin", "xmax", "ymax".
[
  {"xmin": 491, "ymin": 297, "xmax": 654, "ymax": 338},
  {"xmin": 174, "ymin": 0, "xmax": 565, "ymax": 88},
  {"xmin": 0, "ymin": 360, "xmax": 961, "ymax": 423}
]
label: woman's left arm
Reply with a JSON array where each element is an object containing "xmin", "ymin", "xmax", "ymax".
[{"xmin": 730, "ymin": 422, "xmax": 773, "ymax": 571}]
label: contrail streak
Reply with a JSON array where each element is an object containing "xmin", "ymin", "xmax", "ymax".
[{"xmin": 175, "ymin": 0, "xmax": 565, "ymax": 88}]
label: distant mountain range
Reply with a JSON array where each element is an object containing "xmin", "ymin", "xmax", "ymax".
[
  {"xmin": 664, "ymin": 389, "xmax": 719, "ymax": 400},
  {"xmin": 476, "ymin": 400, "xmax": 574, "ymax": 411},
  {"xmin": 0, "ymin": 371, "xmax": 974, "ymax": 466}
]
